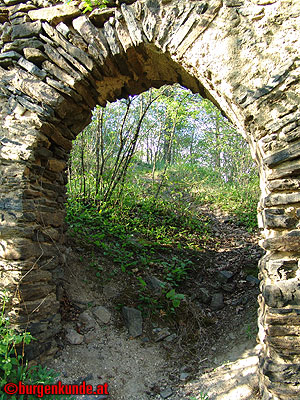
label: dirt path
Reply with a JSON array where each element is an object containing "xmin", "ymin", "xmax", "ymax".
[{"xmin": 47, "ymin": 206, "xmax": 263, "ymax": 400}]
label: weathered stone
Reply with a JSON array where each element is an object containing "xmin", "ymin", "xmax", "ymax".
[
  {"xmin": 17, "ymin": 57, "xmax": 46, "ymax": 79},
  {"xmin": 2, "ymin": 38, "xmax": 44, "ymax": 52},
  {"xmin": 3, "ymin": 0, "xmax": 20, "ymax": 5},
  {"xmin": 16, "ymin": 95, "xmax": 54, "ymax": 118},
  {"xmin": 145, "ymin": 275, "xmax": 165, "ymax": 294},
  {"xmin": 43, "ymin": 43, "xmax": 81, "ymax": 81},
  {"xmin": 23, "ymin": 48, "xmax": 47, "ymax": 63},
  {"xmin": 264, "ymin": 140, "xmax": 300, "ymax": 167},
  {"xmin": 12, "ymin": 21, "xmax": 42, "ymax": 40},
  {"xmin": 264, "ymin": 192, "xmax": 300, "ymax": 207},
  {"xmin": 8, "ymin": 69, "xmax": 62, "ymax": 109},
  {"xmin": 120, "ymin": 3, "xmax": 143, "ymax": 46},
  {"xmin": 65, "ymin": 328, "xmax": 83, "ymax": 345},
  {"xmin": 196, "ymin": 287, "xmax": 212, "ymax": 304},
  {"xmin": 42, "ymin": 22, "xmax": 94, "ymax": 71},
  {"xmin": 122, "ymin": 306, "xmax": 143, "ymax": 337},
  {"xmin": 47, "ymin": 159, "xmax": 66, "ymax": 172},
  {"xmin": 89, "ymin": 8, "xmax": 116, "ymax": 27},
  {"xmin": 92, "ymin": 306, "xmax": 111, "ymax": 324},
  {"xmin": 28, "ymin": 2, "xmax": 81, "ymax": 24},
  {"xmin": 216, "ymin": 270, "xmax": 234, "ymax": 283},
  {"xmin": 84, "ymin": 330, "xmax": 97, "ymax": 344},
  {"xmin": 10, "ymin": 3, "xmax": 36, "ymax": 14},
  {"xmin": 79, "ymin": 311, "xmax": 96, "ymax": 329},
  {"xmin": 19, "ymin": 283, "xmax": 55, "ymax": 301},
  {"xmin": 160, "ymin": 388, "xmax": 173, "ymax": 399},
  {"xmin": 10, "ymin": 15, "xmax": 31, "ymax": 25},
  {"xmin": 42, "ymin": 60, "xmax": 76, "ymax": 88},
  {"xmin": 210, "ymin": 293, "xmax": 224, "ymax": 310},
  {"xmin": 103, "ymin": 20, "xmax": 121, "ymax": 56},
  {"xmin": 267, "ymin": 179, "xmax": 300, "ymax": 192},
  {"xmin": 45, "ymin": 77, "xmax": 83, "ymax": 103},
  {"xmin": 262, "ymin": 209, "xmax": 297, "ymax": 229},
  {"xmin": 0, "ymin": 50, "xmax": 21, "ymax": 60},
  {"xmin": 72, "ymin": 15, "xmax": 109, "ymax": 63}
]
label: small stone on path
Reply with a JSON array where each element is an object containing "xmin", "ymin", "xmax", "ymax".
[
  {"xmin": 180, "ymin": 372, "xmax": 190, "ymax": 381},
  {"xmin": 211, "ymin": 292, "xmax": 224, "ymax": 310},
  {"xmin": 154, "ymin": 328, "xmax": 171, "ymax": 342},
  {"xmin": 79, "ymin": 311, "xmax": 96, "ymax": 329},
  {"xmin": 84, "ymin": 330, "xmax": 97, "ymax": 344},
  {"xmin": 65, "ymin": 328, "xmax": 83, "ymax": 345},
  {"xmin": 145, "ymin": 275, "xmax": 165, "ymax": 294},
  {"xmin": 160, "ymin": 387, "xmax": 173, "ymax": 398},
  {"xmin": 92, "ymin": 306, "xmax": 111, "ymax": 324},
  {"xmin": 246, "ymin": 275, "xmax": 260, "ymax": 285},
  {"xmin": 122, "ymin": 306, "xmax": 143, "ymax": 337},
  {"xmin": 197, "ymin": 287, "xmax": 212, "ymax": 304},
  {"xmin": 217, "ymin": 270, "xmax": 234, "ymax": 283}
]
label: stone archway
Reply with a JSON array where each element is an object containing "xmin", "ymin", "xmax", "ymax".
[{"xmin": 0, "ymin": 0, "xmax": 299, "ymax": 398}]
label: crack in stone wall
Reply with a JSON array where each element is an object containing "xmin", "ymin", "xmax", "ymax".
[{"xmin": 0, "ymin": 0, "xmax": 299, "ymax": 398}]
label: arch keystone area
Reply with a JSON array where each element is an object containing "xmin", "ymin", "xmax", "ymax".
[{"xmin": 0, "ymin": 0, "xmax": 299, "ymax": 398}]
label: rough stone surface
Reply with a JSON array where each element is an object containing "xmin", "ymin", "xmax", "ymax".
[
  {"xmin": 216, "ymin": 270, "xmax": 234, "ymax": 283},
  {"xmin": 210, "ymin": 293, "xmax": 224, "ymax": 310},
  {"xmin": 145, "ymin": 275, "xmax": 165, "ymax": 294},
  {"xmin": 0, "ymin": 0, "xmax": 299, "ymax": 398},
  {"xmin": 65, "ymin": 328, "xmax": 84, "ymax": 345},
  {"xmin": 196, "ymin": 287, "xmax": 212, "ymax": 304},
  {"xmin": 92, "ymin": 306, "xmax": 111, "ymax": 324},
  {"xmin": 79, "ymin": 311, "xmax": 96, "ymax": 329},
  {"xmin": 122, "ymin": 306, "xmax": 143, "ymax": 337}
]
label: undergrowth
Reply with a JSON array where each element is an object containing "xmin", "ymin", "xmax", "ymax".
[
  {"xmin": 66, "ymin": 163, "xmax": 258, "ymax": 315},
  {"xmin": 0, "ymin": 292, "xmax": 65, "ymax": 400},
  {"xmin": 66, "ymin": 194, "xmax": 210, "ymax": 314},
  {"xmin": 166, "ymin": 164, "xmax": 259, "ymax": 231}
]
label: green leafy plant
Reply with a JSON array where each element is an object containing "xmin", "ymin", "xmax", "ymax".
[
  {"xmin": 165, "ymin": 289, "xmax": 185, "ymax": 308},
  {"xmin": 80, "ymin": 0, "xmax": 108, "ymax": 13},
  {"xmin": 0, "ymin": 292, "xmax": 32, "ymax": 393},
  {"xmin": 199, "ymin": 393, "xmax": 209, "ymax": 400},
  {"xmin": 244, "ymin": 322, "xmax": 257, "ymax": 340},
  {"xmin": 0, "ymin": 292, "xmax": 66, "ymax": 400},
  {"xmin": 189, "ymin": 393, "xmax": 209, "ymax": 400}
]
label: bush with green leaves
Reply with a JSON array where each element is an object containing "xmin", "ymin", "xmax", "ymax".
[{"xmin": 0, "ymin": 292, "xmax": 65, "ymax": 400}]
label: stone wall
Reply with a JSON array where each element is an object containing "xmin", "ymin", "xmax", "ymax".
[{"xmin": 0, "ymin": 0, "xmax": 299, "ymax": 398}]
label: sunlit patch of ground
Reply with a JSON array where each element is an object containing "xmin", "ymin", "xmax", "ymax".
[{"xmin": 185, "ymin": 345, "xmax": 260, "ymax": 400}]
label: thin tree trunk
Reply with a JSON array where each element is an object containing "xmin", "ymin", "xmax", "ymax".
[
  {"xmin": 154, "ymin": 107, "xmax": 179, "ymax": 200},
  {"xmin": 80, "ymin": 134, "xmax": 86, "ymax": 199},
  {"xmin": 95, "ymin": 107, "xmax": 104, "ymax": 198},
  {"xmin": 152, "ymin": 119, "xmax": 163, "ymax": 185}
]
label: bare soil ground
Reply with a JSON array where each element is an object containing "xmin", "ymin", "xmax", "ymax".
[{"xmin": 47, "ymin": 205, "xmax": 263, "ymax": 400}]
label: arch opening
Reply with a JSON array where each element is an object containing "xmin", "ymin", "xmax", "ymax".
[{"xmin": 59, "ymin": 83, "xmax": 262, "ymax": 398}]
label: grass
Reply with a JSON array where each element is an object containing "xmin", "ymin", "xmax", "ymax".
[
  {"xmin": 66, "ymin": 194, "xmax": 210, "ymax": 315},
  {"xmin": 66, "ymin": 163, "xmax": 259, "ymax": 316}
]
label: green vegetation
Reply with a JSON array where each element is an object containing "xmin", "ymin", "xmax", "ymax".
[
  {"xmin": 189, "ymin": 394, "xmax": 209, "ymax": 400},
  {"xmin": 67, "ymin": 84, "xmax": 259, "ymax": 315},
  {"xmin": 78, "ymin": 0, "xmax": 108, "ymax": 14},
  {"xmin": 0, "ymin": 292, "xmax": 63, "ymax": 400},
  {"xmin": 66, "ymin": 191, "xmax": 209, "ymax": 314}
]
